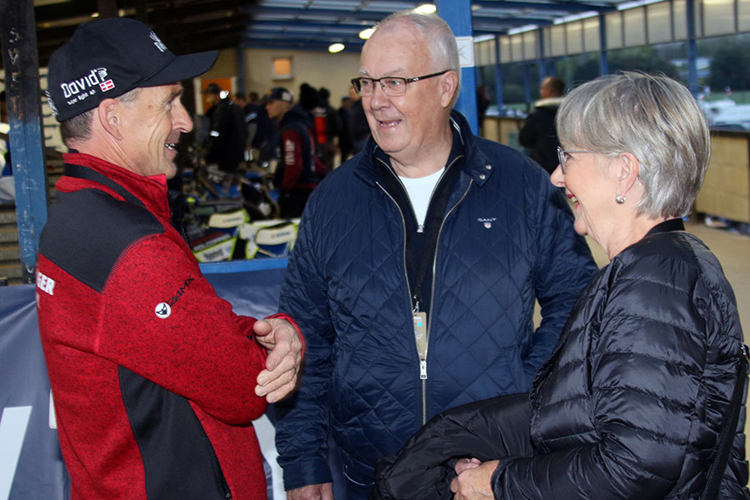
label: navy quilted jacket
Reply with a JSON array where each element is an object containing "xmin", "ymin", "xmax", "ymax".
[{"xmin": 275, "ymin": 111, "xmax": 598, "ymax": 490}]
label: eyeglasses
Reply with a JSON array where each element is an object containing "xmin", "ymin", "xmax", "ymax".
[
  {"xmin": 351, "ymin": 70, "xmax": 452, "ymax": 97},
  {"xmin": 557, "ymin": 146, "xmax": 598, "ymax": 174}
]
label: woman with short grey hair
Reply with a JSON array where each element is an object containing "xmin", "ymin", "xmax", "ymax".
[
  {"xmin": 372, "ymin": 72, "xmax": 749, "ymax": 500},
  {"xmin": 556, "ymin": 71, "xmax": 710, "ymax": 220}
]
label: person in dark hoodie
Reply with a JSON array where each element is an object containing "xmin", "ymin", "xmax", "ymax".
[
  {"xmin": 202, "ymin": 82, "xmax": 248, "ymax": 185},
  {"xmin": 268, "ymin": 87, "xmax": 324, "ymax": 218},
  {"xmin": 518, "ymin": 77, "xmax": 565, "ymax": 175}
]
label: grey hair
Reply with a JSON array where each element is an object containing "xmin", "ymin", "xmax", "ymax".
[
  {"xmin": 60, "ymin": 87, "xmax": 143, "ymax": 147},
  {"xmin": 374, "ymin": 11, "xmax": 461, "ymax": 107},
  {"xmin": 556, "ymin": 72, "xmax": 710, "ymax": 219}
]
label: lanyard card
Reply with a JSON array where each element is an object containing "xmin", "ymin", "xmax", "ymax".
[{"xmin": 413, "ymin": 312, "xmax": 427, "ymax": 360}]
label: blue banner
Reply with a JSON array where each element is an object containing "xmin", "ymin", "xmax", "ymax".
[{"xmin": 0, "ymin": 285, "xmax": 68, "ymax": 500}]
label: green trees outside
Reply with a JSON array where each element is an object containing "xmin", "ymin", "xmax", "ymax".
[{"xmin": 481, "ymin": 32, "xmax": 750, "ymax": 112}]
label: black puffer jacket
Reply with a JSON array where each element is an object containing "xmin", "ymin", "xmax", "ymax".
[{"xmin": 373, "ymin": 220, "xmax": 749, "ymax": 499}]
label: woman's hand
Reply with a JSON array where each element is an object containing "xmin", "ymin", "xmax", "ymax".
[{"xmin": 451, "ymin": 459, "xmax": 500, "ymax": 499}]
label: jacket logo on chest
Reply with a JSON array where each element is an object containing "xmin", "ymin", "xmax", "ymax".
[
  {"xmin": 154, "ymin": 277, "xmax": 195, "ymax": 319},
  {"xmin": 478, "ymin": 217, "xmax": 496, "ymax": 229},
  {"xmin": 155, "ymin": 302, "xmax": 172, "ymax": 319}
]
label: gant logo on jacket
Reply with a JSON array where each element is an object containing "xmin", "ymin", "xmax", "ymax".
[
  {"xmin": 478, "ymin": 217, "xmax": 497, "ymax": 229},
  {"xmin": 154, "ymin": 277, "xmax": 195, "ymax": 319}
]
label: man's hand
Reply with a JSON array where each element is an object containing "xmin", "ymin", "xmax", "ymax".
[
  {"xmin": 253, "ymin": 318, "xmax": 302, "ymax": 403},
  {"xmin": 450, "ymin": 459, "xmax": 499, "ymax": 500},
  {"xmin": 286, "ymin": 483, "xmax": 333, "ymax": 500}
]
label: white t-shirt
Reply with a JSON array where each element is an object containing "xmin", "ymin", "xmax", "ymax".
[{"xmin": 399, "ymin": 167, "xmax": 445, "ymax": 231}]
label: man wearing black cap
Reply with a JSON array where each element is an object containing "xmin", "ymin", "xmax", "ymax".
[
  {"xmin": 37, "ymin": 17, "xmax": 303, "ymax": 500},
  {"xmin": 266, "ymin": 87, "xmax": 324, "ymax": 218},
  {"xmin": 202, "ymin": 82, "xmax": 248, "ymax": 184}
]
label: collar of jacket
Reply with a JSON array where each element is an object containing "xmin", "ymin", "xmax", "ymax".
[
  {"xmin": 534, "ymin": 96, "xmax": 564, "ymax": 108},
  {"xmin": 353, "ymin": 110, "xmax": 494, "ymax": 189},
  {"xmin": 280, "ymin": 105, "xmax": 312, "ymax": 128},
  {"xmin": 59, "ymin": 152, "xmax": 171, "ymax": 222}
]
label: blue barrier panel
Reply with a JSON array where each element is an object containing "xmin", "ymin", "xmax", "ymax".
[
  {"xmin": 202, "ymin": 262, "xmax": 289, "ymax": 319},
  {"xmin": 0, "ymin": 285, "xmax": 68, "ymax": 500}
]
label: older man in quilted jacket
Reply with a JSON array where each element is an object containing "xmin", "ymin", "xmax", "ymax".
[{"xmin": 274, "ymin": 10, "xmax": 597, "ymax": 500}]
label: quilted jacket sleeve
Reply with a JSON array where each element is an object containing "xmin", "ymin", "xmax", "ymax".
[
  {"xmin": 274, "ymin": 207, "xmax": 336, "ymax": 490},
  {"xmin": 492, "ymin": 255, "xmax": 740, "ymax": 499},
  {"xmin": 524, "ymin": 174, "xmax": 597, "ymax": 379}
]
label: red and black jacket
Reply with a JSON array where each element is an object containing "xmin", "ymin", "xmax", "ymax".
[
  {"xmin": 274, "ymin": 105, "xmax": 325, "ymax": 190},
  {"xmin": 37, "ymin": 153, "xmax": 295, "ymax": 499}
]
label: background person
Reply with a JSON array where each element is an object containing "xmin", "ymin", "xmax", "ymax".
[
  {"xmin": 274, "ymin": 11, "xmax": 596, "ymax": 500},
  {"xmin": 313, "ymin": 87, "xmax": 342, "ymax": 172},
  {"xmin": 37, "ymin": 18, "xmax": 304, "ymax": 500},
  {"xmin": 518, "ymin": 76, "xmax": 565, "ymax": 175},
  {"xmin": 267, "ymin": 86, "xmax": 324, "ymax": 218},
  {"xmin": 373, "ymin": 72, "xmax": 749, "ymax": 500},
  {"xmin": 338, "ymin": 95, "xmax": 354, "ymax": 162},
  {"xmin": 202, "ymin": 82, "xmax": 248, "ymax": 186}
]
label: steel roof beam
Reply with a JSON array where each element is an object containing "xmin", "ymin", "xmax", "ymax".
[
  {"xmin": 241, "ymin": 39, "xmax": 365, "ymax": 52},
  {"xmin": 247, "ymin": 19, "xmax": 372, "ymax": 33},
  {"xmin": 243, "ymin": 5, "xmax": 397, "ymax": 21},
  {"xmin": 472, "ymin": 0, "xmax": 616, "ymax": 13}
]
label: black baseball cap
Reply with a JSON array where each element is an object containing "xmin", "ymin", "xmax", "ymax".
[
  {"xmin": 268, "ymin": 87, "xmax": 293, "ymax": 103},
  {"xmin": 46, "ymin": 17, "xmax": 218, "ymax": 122}
]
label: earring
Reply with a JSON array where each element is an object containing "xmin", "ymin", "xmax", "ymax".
[{"xmin": 616, "ymin": 194, "xmax": 626, "ymax": 204}]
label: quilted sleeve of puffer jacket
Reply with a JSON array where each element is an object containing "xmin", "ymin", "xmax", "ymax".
[{"xmin": 491, "ymin": 231, "xmax": 749, "ymax": 499}]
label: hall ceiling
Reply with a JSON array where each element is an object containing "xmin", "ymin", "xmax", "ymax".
[{"xmin": 27, "ymin": 0, "xmax": 628, "ymax": 66}]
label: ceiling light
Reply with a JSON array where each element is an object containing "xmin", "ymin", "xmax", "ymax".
[
  {"xmin": 414, "ymin": 4, "xmax": 437, "ymax": 14},
  {"xmin": 329, "ymin": 43, "xmax": 345, "ymax": 53},
  {"xmin": 359, "ymin": 28, "xmax": 375, "ymax": 39}
]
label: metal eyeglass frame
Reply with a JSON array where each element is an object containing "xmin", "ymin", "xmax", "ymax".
[
  {"xmin": 350, "ymin": 69, "xmax": 452, "ymax": 97},
  {"xmin": 557, "ymin": 146, "xmax": 598, "ymax": 174}
]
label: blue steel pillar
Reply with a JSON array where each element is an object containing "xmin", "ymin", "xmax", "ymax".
[
  {"xmin": 524, "ymin": 64, "xmax": 532, "ymax": 109},
  {"xmin": 538, "ymin": 28, "xmax": 548, "ymax": 83},
  {"xmin": 494, "ymin": 35, "xmax": 504, "ymax": 113},
  {"xmin": 1, "ymin": 0, "xmax": 48, "ymax": 283},
  {"xmin": 437, "ymin": 0, "xmax": 479, "ymax": 134},
  {"xmin": 236, "ymin": 48, "xmax": 246, "ymax": 95},
  {"xmin": 686, "ymin": 0, "xmax": 699, "ymax": 96},
  {"xmin": 599, "ymin": 14, "xmax": 609, "ymax": 75}
]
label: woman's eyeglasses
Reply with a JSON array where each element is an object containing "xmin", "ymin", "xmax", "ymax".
[{"xmin": 557, "ymin": 146, "xmax": 597, "ymax": 174}]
